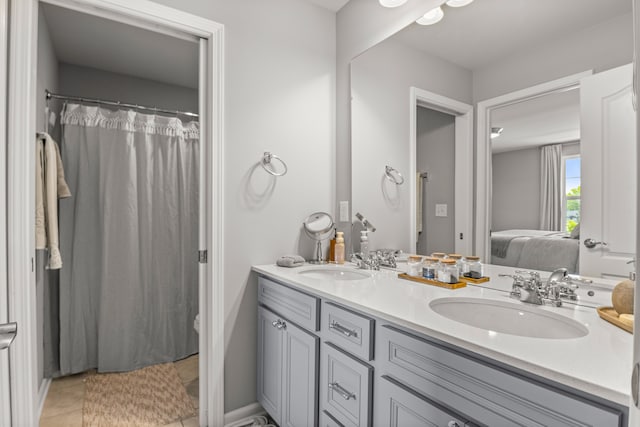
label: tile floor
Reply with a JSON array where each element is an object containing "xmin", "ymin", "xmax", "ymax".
[{"xmin": 39, "ymin": 354, "xmax": 199, "ymax": 427}]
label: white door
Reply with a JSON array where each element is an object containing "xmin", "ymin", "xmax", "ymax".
[
  {"xmin": 580, "ymin": 63, "xmax": 636, "ymax": 279},
  {"xmin": 0, "ymin": 0, "xmax": 13, "ymax": 425}
]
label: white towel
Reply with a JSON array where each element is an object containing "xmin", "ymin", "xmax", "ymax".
[{"xmin": 36, "ymin": 133, "xmax": 71, "ymax": 269}]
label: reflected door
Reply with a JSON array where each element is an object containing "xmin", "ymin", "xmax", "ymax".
[{"xmin": 580, "ymin": 63, "xmax": 636, "ymax": 278}]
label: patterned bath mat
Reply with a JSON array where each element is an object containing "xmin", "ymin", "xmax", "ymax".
[{"xmin": 83, "ymin": 362, "xmax": 197, "ymax": 426}]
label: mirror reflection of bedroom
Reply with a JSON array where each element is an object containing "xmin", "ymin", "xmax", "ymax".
[
  {"xmin": 490, "ymin": 89, "xmax": 582, "ymax": 273},
  {"xmin": 490, "ymin": 73, "xmax": 636, "ymax": 280}
]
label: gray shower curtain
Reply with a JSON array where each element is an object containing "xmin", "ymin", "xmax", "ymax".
[{"xmin": 58, "ymin": 103, "xmax": 199, "ymax": 375}]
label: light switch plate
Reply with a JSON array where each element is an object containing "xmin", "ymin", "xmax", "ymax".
[
  {"xmin": 339, "ymin": 201, "xmax": 349, "ymax": 222},
  {"xmin": 435, "ymin": 204, "xmax": 447, "ymax": 217}
]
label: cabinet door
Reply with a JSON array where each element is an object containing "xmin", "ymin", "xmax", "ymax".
[
  {"xmin": 376, "ymin": 375, "xmax": 470, "ymax": 427},
  {"xmin": 282, "ymin": 319, "xmax": 319, "ymax": 427},
  {"xmin": 257, "ymin": 306, "xmax": 284, "ymax": 425}
]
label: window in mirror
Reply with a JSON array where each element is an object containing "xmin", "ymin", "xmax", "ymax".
[{"xmin": 562, "ymin": 155, "xmax": 581, "ymax": 232}]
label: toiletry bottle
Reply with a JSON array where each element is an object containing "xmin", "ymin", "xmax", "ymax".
[
  {"xmin": 360, "ymin": 230, "xmax": 369, "ymax": 256},
  {"xmin": 335, "ymin": 231, "xmax": 345, "ymax": 264},
  {"xmin": 328, "ymin": 228, "xmax": 337, "ymax": 263}
]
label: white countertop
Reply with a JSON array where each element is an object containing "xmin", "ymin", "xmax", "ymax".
[{"xmin": 252, "ymin": 262, "xmax": 633, "ymax": 406}]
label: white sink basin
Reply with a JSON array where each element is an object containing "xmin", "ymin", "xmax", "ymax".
[
  {"xmin": 429, "ymin": 297, "xmax": 589, "ymax": 339},
  {"xmin": 298, "ymin": 267, "xmax": 370, "ymax": 281}
]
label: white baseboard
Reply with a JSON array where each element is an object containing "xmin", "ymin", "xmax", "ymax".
[
  {"xmin": 37, "ymin": 378, "xmax": 52, "ymax": 420},
  {"xmin": 224, "ymin": 402, "xmax": 266, "ymax": 426}
]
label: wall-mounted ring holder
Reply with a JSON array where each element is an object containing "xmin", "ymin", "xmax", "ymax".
[
  {"xmin": 384, "ymin": 165, "xmax": 404, "ymax": 185},
  {"xmin": 261, "ymin": 152, "xmax": 288, "ymax": 176}
]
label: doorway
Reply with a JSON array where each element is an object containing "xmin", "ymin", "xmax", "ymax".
[{"xmin": 6, "ymin": 1, "xmax": 224, "ymax": 425}]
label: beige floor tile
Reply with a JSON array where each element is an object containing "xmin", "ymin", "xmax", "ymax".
[
  {"xmin": 175, "ymin": 354, "xmax": 199, "ymax": 385},
  {"xmin": 47, "ymin": 372, "xmax": 87, "ymax": 393},
  {"xmin": 40, "ymin": 380, "xmax": 85, "ymax": 419},
  {"xmin": 39, "ymin": 409, "xmax": 83, "ymax": 427},
  {"xmin": 181, "ymin": 416, "xmax": 200, "ymax": 427}
]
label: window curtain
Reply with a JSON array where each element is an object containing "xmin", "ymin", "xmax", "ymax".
[
  {"xmin": 58, "ymin": 103, "xmax": 199, "ymax": 374},
  {"xmin": 539, "ymin": 144, "xmax": 562, "ymax": 231}
]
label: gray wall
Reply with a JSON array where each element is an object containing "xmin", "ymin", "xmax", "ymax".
[
  {"xmin": 58, "ymin": 63, "xmax": 198, "ymax": 113},
  {"xmin": 491, "ymin": 147, "xmax": 540, "ymax": 231},
  {"xmin": 350, "ymin": 36, "xmax": 472, "ymax": 253},
  {"xmin": 491, "ymin": 142, "xmax": 581, "ymax": 232},
  {"xmin": 416, "ymin": 107, "xmax": 455, "ymax": 255},
  {"xmin": 149, "ymin": 0, "xmax": 336, "ymax": 412}
]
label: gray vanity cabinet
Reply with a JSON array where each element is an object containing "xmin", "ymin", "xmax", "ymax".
[
  {"xmin": 256, "ymin": 273, "xmax": 627, "ymax": 427},
  {"xmin": 376, "ymin": 375, "xmax": 474, "ymax": 427},
  {"xmin": 257, "ymin": 278, "xmax": 320, "ymax": 427},
  {"xmin": 376, "ymin": 324, "xmax": 625, "ymax": 427}
]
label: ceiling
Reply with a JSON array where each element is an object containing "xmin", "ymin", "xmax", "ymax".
[
  {"xmin": 42, "ymin": 3, "xmax": 199, "ymax": 89},
  {"xmin": 490, "ymin": 88, "xmax": 580, "ymax": 154},
  {"xmin": 394, "ymin": 0, "xmax": 631, "ymax": 71},
  {"xmin": 301, "ymin": 0, "xmax": 350, "ymax": 11}
]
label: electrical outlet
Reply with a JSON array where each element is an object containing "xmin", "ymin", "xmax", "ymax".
[
  {"xmin": 435, "ymin": 204, "xmax": 447, "ymax": 217},
  {"xmin": 339, "ymin": 201, "xmax": 349, "ymax": 222}
]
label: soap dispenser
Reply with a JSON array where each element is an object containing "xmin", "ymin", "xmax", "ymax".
[
  {"xmin": 335, "ymin": 231, "xmax": 345, "ymax": 264},
  {"xmin": 360, "ymin": 230, "xmax": 369, "ymax": 256}
]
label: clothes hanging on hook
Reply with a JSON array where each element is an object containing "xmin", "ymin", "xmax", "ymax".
[{"xmin": 36, "ymin": 132, "xmax": 72, "ymax": 269}]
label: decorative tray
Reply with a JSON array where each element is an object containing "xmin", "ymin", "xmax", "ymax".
[
  {"xmin": 596, "ymin": 306, "xmax": 633, "ymax": 334},
  {"xmin": 459, "ymin": 275, "xmax": 490, "ymax": 284},
  {"xmin": 397, "ymin": 273, "xmax": 466, "ymax": 290}
]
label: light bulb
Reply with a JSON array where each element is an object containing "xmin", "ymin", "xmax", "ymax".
[
  {"xmin": 379, "ymin": 0, "xmax": 408, "ymax": 7},
  {"xmin": 416, "ymin": 7, "xmax": 444, "ymax": 26},
  {"xmin": 446, "ymin": 0, "xmax": 474, "ymax": 7}
]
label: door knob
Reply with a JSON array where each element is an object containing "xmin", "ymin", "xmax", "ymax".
[
  {"xmin": 0, "ymin": 322, "xmax": 17, "ymax": 350},
  {"xmin": 584, "ymin": 238, "xmax": 608, "ymax": 249}
]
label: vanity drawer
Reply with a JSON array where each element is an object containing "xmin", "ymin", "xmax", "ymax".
[
  {"xmin": 320, "ymin": 342, "xmax": 373, "ymax": 427},
  {"xmin": 322, "ymin": 302, "xmax": 374, "ymax": 361},
  {"xmin": 375, "ymin": 375, "xmax": 474, "ymax": 427},
  {"xmin": 258, "ymin": 276, "xmax": 320, "ymax": 331},
  {"xmin": 320, "ymin": 410, "xmax": 344, "ymax": 427},
  {"xmin": 377, "ymin": 325, "xmax": 623, "ymax": 427}
]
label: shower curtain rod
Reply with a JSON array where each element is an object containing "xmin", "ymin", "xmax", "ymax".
[{"xmin": 45, "ymin": 89, "xmax": 199, "ymax": 118}]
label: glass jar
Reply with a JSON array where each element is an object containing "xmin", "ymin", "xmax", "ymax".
[
  {"xmin": 407, "ymin": 256, "xmax": 423, "ymax": 277},
  {"xmin": 464, "ymin": 256, "xmax": 482, "ymax": 279},
  {"xmin": 422, "ymin": 257, "xmax": 438, "ymax": 280},
  {"xmin": 438, "ymin": 259, "xmax": 459, "ymax": 284},
  {"xmin": 431, "ymin": 252, "xmax": 447, "ymax": 260},
  {"xmin": 447, "ymin": 254, "xmax": 463, "ymax": 275}
]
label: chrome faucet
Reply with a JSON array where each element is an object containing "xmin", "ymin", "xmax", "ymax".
[
  {"xmin": 500, "ymin": 268, "xmax": 583, "ymax": 307},
  {"xmin": 351, "ymin": 253, "xmax": 381, "ymax": 270}
]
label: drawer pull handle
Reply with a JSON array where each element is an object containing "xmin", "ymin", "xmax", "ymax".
[
  {"xmin": 271, "ymin": 319, "xmax": 286, "ymax": 330},
  {"xmin": 329, "ymin": 321, "xmax": 357, "ymax": 338},
  {"xmin": 329, "ymin": 382, "xmax": 356, "ymax": 400}
]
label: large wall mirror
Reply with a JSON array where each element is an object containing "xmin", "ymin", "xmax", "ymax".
[{"xmin": 350, "ymin": 0, "xmax": 634, "ymax": 277}]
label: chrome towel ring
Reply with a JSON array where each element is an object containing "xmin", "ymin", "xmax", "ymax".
[
  {"xmin": 384, "ymin": 165, "xmax": 404, "ymax": 185},
  {"xmin": 261, "ymin": 152, "xmax": 288, "ymax": 176}
]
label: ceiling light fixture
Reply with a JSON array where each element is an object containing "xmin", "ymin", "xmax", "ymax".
[
  {"xmin": 491, "ymin": 127, "xmax": 504, "ymax": 139},
  {"xmin": 416, "ymin": 6, "xmax": 444, "ymax": 26},
  {"xmin": 445, "ymin": 0, "xmax": 475, "ymax": 7},
  {"xmin": 379, "ymin": 0, "xmax": 408, "ymax": 8}
]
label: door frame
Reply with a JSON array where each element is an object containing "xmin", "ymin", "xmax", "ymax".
[
  {"xmin": 7, "ymin": 1, "xmax": 225, "ymax": 426},
  {"xmin": 0, "ymin": 0, "xmax": 10, "ymax": 425},
  {"xmin": 409, "ymin": 87, "xmax": 473, "ymax": 255},
  {"xmin": 474, "ymin": 70, "xmax": 592, "ymax": 261}
]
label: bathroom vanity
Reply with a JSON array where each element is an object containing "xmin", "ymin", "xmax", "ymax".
[{"xmin": 253, "ymin": 263, "xmax": 631, "ymax": 426}]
